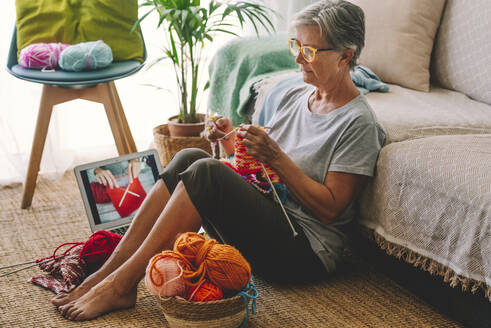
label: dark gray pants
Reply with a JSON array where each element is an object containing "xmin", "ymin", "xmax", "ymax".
[{"xmin": 159, "ymin": 148, "xmax": 326, "ymax": 283}]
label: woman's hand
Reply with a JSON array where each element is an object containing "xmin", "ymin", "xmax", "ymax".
[
  {"xmin": 128, "ymin": 159, "xmax": 141, "ymax": 183},
  {"xmin": 237, "ymin": 124, "xmax": 283, "ymax": 166},
  {"xmin": 94, "ymin": 168, "xmax": 119, "ymax": 189},
  {"xmin": 204, "ymin": 116, "xmax": 233, "ymax": 142}
]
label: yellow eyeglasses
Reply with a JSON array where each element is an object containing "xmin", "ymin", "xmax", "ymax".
[{"xmin": 288, "ymin": 39, "xmax": 335, "ymax": 63}]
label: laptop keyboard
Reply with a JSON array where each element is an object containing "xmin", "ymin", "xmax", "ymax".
[{"xmin": 110, "ymin": 225, "xmax": 129, "ymax": 236}]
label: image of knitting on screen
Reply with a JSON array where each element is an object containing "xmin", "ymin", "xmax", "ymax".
[
  {"xmin": 87, "ymin": 158, "xmax": 154, "ymax": 222},
  {"xmin": 51, "ymin": 0, "xmax": 385, "ymax": 321}
]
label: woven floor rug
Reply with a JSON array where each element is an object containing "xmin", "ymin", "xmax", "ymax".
[{"xmin": 0, "ymin": 172, "xmax": 461, "ymax": 328}]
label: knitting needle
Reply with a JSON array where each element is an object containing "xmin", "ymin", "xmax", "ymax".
[
  {"xmin": 217, "ymin": 127, "xmax": 240, "ymax": 141},
  {"xmin": 216, "ymin": 125, "xmax": 272, "ymax": 141},
  {"xmin": 118, "ymin": 185, "xmax": 142, "ymax": 208},
  {"xmin": 0, "ymin": 255, "xmax": 66, "ymax": 278},
  {"xmin": 0, "ymin": 255, "xmax": 67, "ymax": 270},
  {"xmin": 0, "ymin": 262, "xmax": 41, "ymax": 277},
  {"xmin": 0, "ymin": 259, "xmax": 38, "ymax": 270},
  {"xmin": 260, "ymin": 163, "xmax": 298, "ymax": 238},
  {"xmin": 127, "ymin": 190, "xmax": 141, "ymax": 197},
  {"xmin": 119, "ymin": 185, "xmax": 130, "ymax": 207}
]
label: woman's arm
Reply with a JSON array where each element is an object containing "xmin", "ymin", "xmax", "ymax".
[
  {"xmin": 239, "ymin": 125, "xmax": 368, "ymax": 225},
  {"xmin": 272, "ymin": 151, "xmax": 367, "ymax": 225}
]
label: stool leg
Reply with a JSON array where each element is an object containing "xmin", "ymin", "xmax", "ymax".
[
  {"xmin": 21, "ymin": 85, "xmax": 55, "ymax": 209},
  {"xmin": 109, "ymin": 81, "xmax": 137, "ymax": 153},
  {"xmin": 99, "ymin": 83, "xmax": 130, "ymax": 155}
]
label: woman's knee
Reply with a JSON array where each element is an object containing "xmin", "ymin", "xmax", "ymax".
[
  {"xmin": 160, "ymin": 148, "xmax": 210, "ymax": 193},
  {"xmin": 172, "ymin": 148, "xmax": 210, "ymax": 165},
  {"xmin": 165, "ymin": 148, "xmax": 210, "ymax": 175},
  {"xmin": 180, "ymin": 158, "xmax": 231, "ymax": 201},
  {"xmin": 186, "ymin": 158, "xmax": 226, "ymax": 182}
]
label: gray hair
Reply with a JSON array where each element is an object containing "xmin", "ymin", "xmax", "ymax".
[{"xmin": 290, "ymin": 0, "xmax": 365, "ymax": 69}]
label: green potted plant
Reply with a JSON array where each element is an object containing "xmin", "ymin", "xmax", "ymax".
[{"xmin": 133, "ymin": 0, "xmax": 275, "ymax": 138}]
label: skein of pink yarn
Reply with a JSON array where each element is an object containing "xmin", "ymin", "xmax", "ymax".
[
  {"xmin": 19, "ymin": 42, "xmax": 69, "ymax": 70},
  {"xmin": 144, "ymin": 256, "xmax": 188, "ymax": 297}
]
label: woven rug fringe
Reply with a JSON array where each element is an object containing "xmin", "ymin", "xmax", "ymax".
[{"xmin": 361, "ymin": 227, "xmax": 491, "ymax": 302}]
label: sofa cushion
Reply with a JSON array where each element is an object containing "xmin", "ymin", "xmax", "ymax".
[
  {"xmin": 15, "ymin": 0, "xmax": 144, "ymax": 62},
  {"xmin": 365, "ymin": 84, "xmax": 491, "ymax": 144},
  {"xmin": 358, "ymin": 134, "xmax": 491, "ymax": 298},
  {"xmin": 349, "ymin": 0, "xmax": 445, "ymax": 92},
  {"xmin": 431, "ymin": 0, "xmax": 491, "ymax": 105}
]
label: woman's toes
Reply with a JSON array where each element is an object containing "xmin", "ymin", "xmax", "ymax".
[
  {"xmin": 73, "ymin": 310, "xmax": 85, "ymax": 321},
  {"xmin": 66, "ymin": 304, "xmax": 78, "ymax": 319},
  {"xmin": 59, "ymin": 303, "xmax": 73, "ymax": 317},
  {"xmin": 69, "ymin": 308, "xmax": 83, "ymax": 321}
]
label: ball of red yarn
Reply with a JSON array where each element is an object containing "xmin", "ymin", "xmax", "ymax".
[
  {"xmin": 187, "ymin": 280, "xmax": 223, "ymax": 302},
  {"xmin": 79, "ymin": 230, "xmax": 122, "ymax": 274}
]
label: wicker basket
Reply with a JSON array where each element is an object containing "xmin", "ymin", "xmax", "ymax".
[
  {"xmin": 153, "ymin": 124, "xmax": 212, "ymax": 167},
  {"xmin": 159, "ymin": 295, "xmax": 247, "ymax": 328},
  {"xmin": 159, "ymin": 282, "xmax": 257, "ymax": 328}
]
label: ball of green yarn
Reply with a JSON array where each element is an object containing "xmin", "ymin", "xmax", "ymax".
[{"xmin": 59, "ymin": 40, "xmax": 113, "ymax": 72}]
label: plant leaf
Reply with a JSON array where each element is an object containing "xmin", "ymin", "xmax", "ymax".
[
  {"xmin": 143, "ymin": 55, "xmax": 169, "ymax": 70},
  {"xmin": 131, "ymin": 7, "xmax": 156, "ymax": 32}
]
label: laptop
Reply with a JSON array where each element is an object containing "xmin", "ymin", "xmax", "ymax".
[{"xmin": 74, "ymin": 149, "xmax": 163, "ymax": 236}]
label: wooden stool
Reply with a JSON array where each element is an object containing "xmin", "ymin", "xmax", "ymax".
[{"xmin": 21, "ymin": 81, "xmax": 137, "ymax": 209}]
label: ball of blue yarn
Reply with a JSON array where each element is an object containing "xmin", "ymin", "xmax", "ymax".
[{"xmin": 59, "ymin": 40, "xmax": 113, "ymax": 72}]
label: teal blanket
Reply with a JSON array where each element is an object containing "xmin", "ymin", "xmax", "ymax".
[{"xmin": 207, "ymin": 33, "xmax": 296, "ymax": 125}]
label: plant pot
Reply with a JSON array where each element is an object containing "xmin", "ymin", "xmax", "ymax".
[
  {"xmin": 167, "ymin": 113, "xmax": 206, "ymax": 137},
  {"xmin": 153, "ymin": 124, "xmax": 212, "ymax": 167}
]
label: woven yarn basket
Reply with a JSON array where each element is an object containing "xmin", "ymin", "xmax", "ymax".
[
  {"xmin": 153, "ymin": 124, "xmax": 212, "ymax": 167},
  {"xmin": 159, "ymin": 294, "xmax": 250, "ymax": 328}
]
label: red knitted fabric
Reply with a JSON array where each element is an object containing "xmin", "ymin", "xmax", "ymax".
[
  {"xmin": 90, "ymin": 182, "xmax": 111, "ymax": 204},
  {"xmin": 30, "ymin": 244, "xmax": 86, "ymax": 294},
  {"xmin": 79, "ymin": 230, "xmax": 122, "ymax": 274},
  {"xmin": 106, "ymin": 177, "xmax": 147, "ymax": 217}
]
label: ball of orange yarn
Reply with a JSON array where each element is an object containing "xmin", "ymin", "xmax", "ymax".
[
  {"xmin": 174, "ymin": 232, "xmax": 251, "ymax": 293},
  {"xmin": 187, "ymin": 280, "xmax": 223, "ymax": 302},
  {"xmin": 144, "ymin": 255, "xmax": 188, "ymax": 297},
  {"xmin": 173, "ymin": 232, "xmax": 207, "ymax": 266}
]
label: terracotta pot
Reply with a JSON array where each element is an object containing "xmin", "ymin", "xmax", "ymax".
[{"xmin": 167, "ymin": 113, "xmax": 206, "ymax": 137}]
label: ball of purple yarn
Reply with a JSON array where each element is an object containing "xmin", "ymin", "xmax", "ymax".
[{"xmin": 19, "ymin": 42, "xmax": 69, "ymax": 70}]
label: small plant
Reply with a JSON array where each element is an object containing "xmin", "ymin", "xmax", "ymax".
[{"xmin": 133, "ymin": 0, "xmax": 275, "ymax": 123}]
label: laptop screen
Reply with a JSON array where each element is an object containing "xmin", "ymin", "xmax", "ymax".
[{"xmin": 74, "ymin": 150, "xmax": 162, "ymax": 232}]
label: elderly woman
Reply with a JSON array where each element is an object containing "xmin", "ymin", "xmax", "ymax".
[{"xmin": 52, "ymin": 0, "xmax": 385, "ymax": 320}]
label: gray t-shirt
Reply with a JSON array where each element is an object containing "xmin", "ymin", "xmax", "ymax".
[{"xmin": 266, "ymin": 83, "xmax": 386, "ymax": 273}]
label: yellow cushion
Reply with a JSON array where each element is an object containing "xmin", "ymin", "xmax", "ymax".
[{"xmin": 15, "ymin": 0, "xmax": 144, "ymax": 62}]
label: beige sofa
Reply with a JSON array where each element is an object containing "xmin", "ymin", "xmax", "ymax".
[{"xmin": 355, "ymin": 0, "xmax": 491, "ymax": 303}]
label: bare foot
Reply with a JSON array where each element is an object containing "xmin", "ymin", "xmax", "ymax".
[
  {"xmin": 58, "ymin": 278, "xmax": 137, "ymax": 321},
  {"xmin": 51, "ymin": 272, "xmax": 104, "ymax": 306}
]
